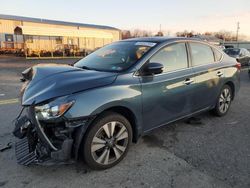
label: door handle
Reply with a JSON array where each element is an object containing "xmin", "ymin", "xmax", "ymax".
[
  {"xmin": 217, "ymin": 71, "xmax": 224, "ymax": 77},
  {"xmin": 184, "ymin": 78, "xmax": 194, "ymax": 85}
]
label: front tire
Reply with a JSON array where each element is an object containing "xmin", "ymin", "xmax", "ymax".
[
  {"xmin": 213, "ymin": 85, "xmax": 232, "ymax": 117},
  {"xmin": 82, "ymin": 112, "xmax": 132, "ymax": 170}
]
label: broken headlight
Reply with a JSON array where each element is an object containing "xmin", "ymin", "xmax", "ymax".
[{"xmin": 35, "ymin": 96, "xmax": 74, "ymax": 120}]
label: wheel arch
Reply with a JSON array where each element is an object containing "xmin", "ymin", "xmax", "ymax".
[
  {"xmin": 73, "ymin": 105, "xmax": 141, "ymax": 160},
  {"xmin": 100, "ymin": 106, "xmax": 140, "ymax": 143}
]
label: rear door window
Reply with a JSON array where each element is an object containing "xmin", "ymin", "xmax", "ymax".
[{"xmin": 189, "ymin": 42, "xmax": 214, "ymax": 66}]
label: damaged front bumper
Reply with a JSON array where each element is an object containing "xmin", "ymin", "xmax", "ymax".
[{"xmin": 13, "ymin": 106, "xmax": 89, "ymax": 166}]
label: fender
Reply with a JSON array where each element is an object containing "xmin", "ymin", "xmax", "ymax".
[{"xmin": 71, "ymin": 116, "xmax": 95, "ymax": 160}]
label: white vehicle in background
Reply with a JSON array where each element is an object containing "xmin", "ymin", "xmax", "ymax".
[
  {"xmin": 224, "ymin": 48, "xmax": 250, "ymax": 67},
  {"xmin": 218, "ymin": 46, "xmax": 226, "ymax": 50}
]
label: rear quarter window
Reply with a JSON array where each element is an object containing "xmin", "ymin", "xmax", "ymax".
[{"xmin": 213, "ymin": 48, "xmax": 223, "ymax": 62}]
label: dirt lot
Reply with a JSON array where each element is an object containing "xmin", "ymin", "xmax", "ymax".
[{"xmin": 0, "ymin": 57, "xmax": 249, "ymax": 188}]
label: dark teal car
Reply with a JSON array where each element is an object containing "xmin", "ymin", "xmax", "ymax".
[{"xmin": 14, "ymin": 37, "xmax": 240, "ymax": 170}]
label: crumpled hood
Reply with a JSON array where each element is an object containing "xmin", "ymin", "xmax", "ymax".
[{"xmin": 22, "ymin": 64, "xmax": 117, "ymax": 105}]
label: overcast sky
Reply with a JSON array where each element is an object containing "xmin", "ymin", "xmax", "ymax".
[{"xmin": 1, "ymin": 0, "xmax": 250, "ymax": 37}]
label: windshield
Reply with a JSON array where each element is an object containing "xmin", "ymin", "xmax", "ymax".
[
  {"xmin": 74, "ymin": 41, "xmax": 156, "ymax": 72},
  {"xmin": 224, "ymin": 48, "xmax": 240, "ymax": 56}
]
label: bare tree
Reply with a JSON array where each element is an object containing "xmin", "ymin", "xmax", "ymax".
[
  {"xmin": 155, "ymin": 31, "xmax": 164, "ymax": 37},
  {"xmin": 128, "ymin": 29, "xmax": 153, "ymax": 38},
  {"xmin": 121, "ymin": 30, "xmax": 132, "ymax": 39},
  {"xmin": 176, "ymin": 30, "xmax": 195, "ymax": 37}
]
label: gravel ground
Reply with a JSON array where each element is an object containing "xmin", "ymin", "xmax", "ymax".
[{"xmin": 0, "ymin": 57, "xmax": 249, "ymax": 188}]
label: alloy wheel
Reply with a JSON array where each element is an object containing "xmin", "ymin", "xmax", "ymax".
[
  {"xmin": 219, "ymin": 88, "xmax": 231, "ymax": 114},
  {"xmin": 91, "ymin": 121, "xmax": 129, "ymax": 165}
]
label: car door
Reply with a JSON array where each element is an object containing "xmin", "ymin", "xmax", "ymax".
[
  {"xmin": 188, "ymin": 42, "xmax": 224, "ymax": 111},
  {"xmin": 139, "ymin": 42, "xmax": 196, "ymax": 132}
]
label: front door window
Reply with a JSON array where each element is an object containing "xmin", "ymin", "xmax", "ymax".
[{"xmin": 149, "ymin": 43, "xmax": 188, "ymax": 72}]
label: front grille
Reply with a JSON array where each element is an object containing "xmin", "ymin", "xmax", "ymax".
[{"xmin": 15, "ymin": 137, "xmax": 37, "ymax": 165}]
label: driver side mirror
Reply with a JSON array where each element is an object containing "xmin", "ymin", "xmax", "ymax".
[{"xmin": 143, "ymin": 62, "xmax": 164, "ymax": 75}]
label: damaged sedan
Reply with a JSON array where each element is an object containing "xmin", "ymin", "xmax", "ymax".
[{"xmin": 14, "ymin": 37, "xmax": 240, "ymax": 170}]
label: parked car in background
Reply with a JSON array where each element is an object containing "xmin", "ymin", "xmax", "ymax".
[
  {"xmin": 248, "ymin": 61, "xmax": 250, "ymax": 78},
  {"xmin": 224, "ymin": 48, "xmax": 250, "ymax": 66},
  {"xmin": 218, "ymin": 45, "xmax": 226, "ymax": 50},
  {"xmin": 13, "ymin": 37, "xmax": 240, "ymax": 170}
]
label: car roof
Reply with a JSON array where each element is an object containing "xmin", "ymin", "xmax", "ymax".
[{"xmin": 122, "ymin": 37, "xmax": 201, "ymax": 43}]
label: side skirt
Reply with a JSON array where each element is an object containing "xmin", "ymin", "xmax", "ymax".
[{"xmin": 142, "ymin": 106, "xmax": 212, "ymax": 135}]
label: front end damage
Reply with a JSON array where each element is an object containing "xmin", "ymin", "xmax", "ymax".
[
  {"xmin": 13, "ymin": 64, "xmax": 116, "ymax": 166},
  {"xmin": 13, "ymin": 105, "xmax": 90, "ymax": 166}
]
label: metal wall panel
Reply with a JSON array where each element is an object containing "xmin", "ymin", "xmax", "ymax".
[{"xmin": 0, "ymin": 18, "xmax": 121, "ymax": 53}]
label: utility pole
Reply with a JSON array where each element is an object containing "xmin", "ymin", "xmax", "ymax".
[
  {"xmin": 236, "ymin": 22, "xmax": 240, "ymax": 48},
  {"xmin": 236, "ymin": 22, "xmax": 240, "ymax": 42}
]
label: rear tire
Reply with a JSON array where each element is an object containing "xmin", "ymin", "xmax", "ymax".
[
  {"xmin": 212, "ymin": 85, "xmax": 232, "ymax": 117},
  {"xmin": 82, "ymin": 112, "xmax": 132, "ymax": 170}
]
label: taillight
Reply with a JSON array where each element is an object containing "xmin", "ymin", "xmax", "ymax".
[{"xmin": 235, "ymin": 62, "xmax": 241, "ymax": 70}]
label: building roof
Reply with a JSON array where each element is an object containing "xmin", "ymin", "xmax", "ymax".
[{"xmin": 0, "ymin": 14, "xmax": 119, "ymax": 31}]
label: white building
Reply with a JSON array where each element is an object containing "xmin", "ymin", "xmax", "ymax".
[{"xmin": 0, "ymin": 14, "xmax": 121, "ymax": 58}]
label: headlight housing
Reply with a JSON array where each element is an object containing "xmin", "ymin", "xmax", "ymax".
[{"xmin": 35, "ymin": 96, "xmax": 74, "ymax": 120}]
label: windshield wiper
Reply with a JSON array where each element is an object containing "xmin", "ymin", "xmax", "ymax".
[
  {"xmin": 80, "ymin": 66, "xmax": 93, "ymax": 70},
  {"xmin": 78, "ymin": 65, "xmax": 109, "ymax": 72},
  {"xmin": 80, "ymin": 66, "xmax": 102, "ymax": 72}
]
